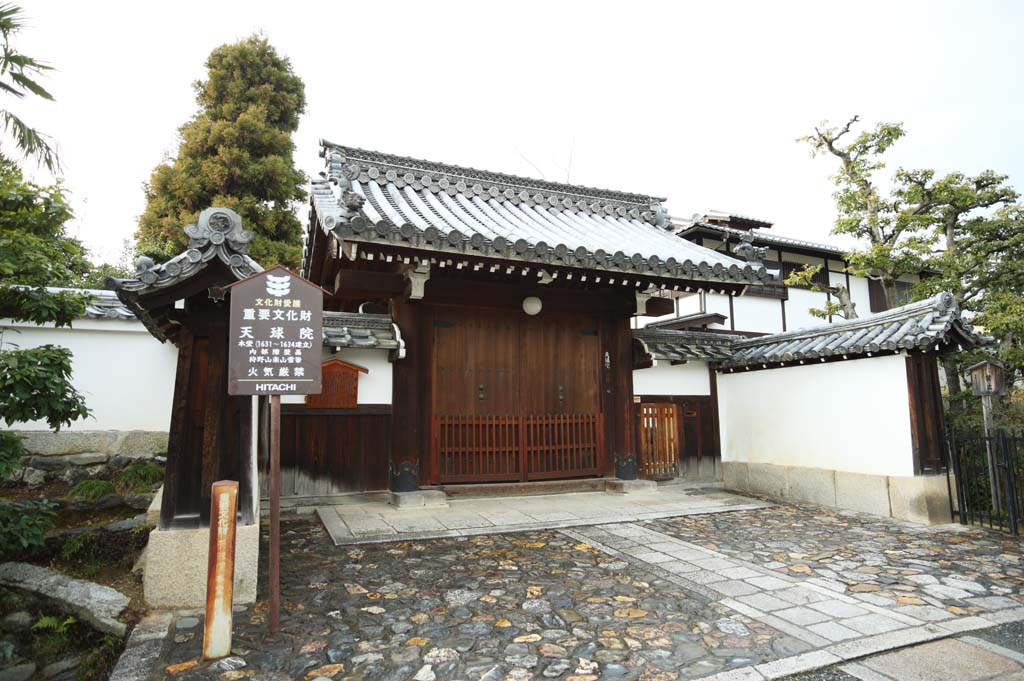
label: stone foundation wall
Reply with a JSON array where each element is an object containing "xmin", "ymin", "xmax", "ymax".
[
  {"xmin": 10, "ymin": 430, "xmax": 167, "ymax": 488},
  {"xmin": 722, "ymin": 461, "xmax": 952, "ymax": 525}
]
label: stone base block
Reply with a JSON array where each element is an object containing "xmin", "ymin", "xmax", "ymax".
[
  {"xmin": 389, "ymin": 490, "xmax": 449, "ymax": 509},
  {"xmin": 143, "ymin": 522, "xmax": 259, "ymax": 609},
  {"xmin": 605, "ymin": 479, "xmax": 658, "ymax": 494},
  {"xmin": 888, "ymin": 474, "xmax": 952, "ymax": 524},
  {"xmin": 146, "ymin": 487, "xmax": 162, "ymax": 526},
  {"xmin": 722, "ymin": 461, "xmax": 749, "ymax": 491},
  {"xmin": 836, "ymin": 471, "xmax": 892, "ymax": 516},
  {"xmin": 721, "ymin": 460, "xmax": 953, "ymax": 525},
  {"xmin": 747, "ymin": 462, "xmax": 788, "ymax": 499},
  {"xmin": 14, "ymin": 430, "xmax": 168, "ymax": 457},
  {"xmin": 788, "ymin": 467, "xmax": 836, "ymax": 507}
]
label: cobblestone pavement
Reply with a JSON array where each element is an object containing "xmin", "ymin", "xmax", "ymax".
[
  {"xmin": 156, "ymin": 516, "xmax": 807, "ymax": 680},
  {"xmin": 642, "ymin": 503, "xmax": 1024, "ymax": 626},
  {"xmin": 151, "ymin": 500, "xmax": 1024, "ymax": 681}
]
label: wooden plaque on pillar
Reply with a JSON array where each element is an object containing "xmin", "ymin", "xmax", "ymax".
[{"xmin": 305, "ymin": 359, "xmax": 368, "ymax": 409}]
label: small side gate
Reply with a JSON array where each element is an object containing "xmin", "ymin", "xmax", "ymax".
[
  {"xmin": 639, "ymin": 403, "xmax": 678, "ymax": 479},
  {"xmin": 947, "ymin": 428, "xmax": 1024, "ymax": 535}
]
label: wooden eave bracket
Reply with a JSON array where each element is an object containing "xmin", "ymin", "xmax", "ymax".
[{"xmin": 407, "ymin": 261, "xmax": 431, "ymax": 300}]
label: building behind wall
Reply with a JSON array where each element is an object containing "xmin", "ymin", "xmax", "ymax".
[{"xmin": 632, "ymin": 211, "xmax": 922, "ymax": 335}]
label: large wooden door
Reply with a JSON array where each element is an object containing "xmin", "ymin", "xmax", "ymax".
[{"xmin": 430, "ymin": 307, "xmax": 604, "ymax": 483}]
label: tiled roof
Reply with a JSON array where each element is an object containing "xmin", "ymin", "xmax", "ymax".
[
  {"xmin": 83, "ymin": 290, "xmax": 135, "ymax": 320},
  {"xmin": 324, "ymin": 312, "xmax": 403, "ymax": 354},
  {"xmin": 309, "ymin": 142, "xmax": 772, "ymax": 286},
  {"xmin": 676, "ymin": 219, "xmax": 849, "ymax": 257},
  {"xmin": 111, "ymin": 208, "xmax": 262, "ymax": 342},
  {"xmin": 727, "ymin": 292, "xmax": 987, "ymax": 367},
  {"xmin": 633, "ymin": 328, "xmax": 737, "ymax": 363},
  {"xmin": 632, "ymin": 292, "xmax": 988, "ymax": 368}
]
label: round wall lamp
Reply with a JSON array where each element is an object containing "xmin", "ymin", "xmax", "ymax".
[{"xmin": 522, "ymin": 296, "xmax": 543, "ymax": 316}]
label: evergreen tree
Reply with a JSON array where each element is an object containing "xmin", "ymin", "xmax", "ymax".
[{"xmin": 135, "ymin": 35, "xmax": 306, "ymax": 267}]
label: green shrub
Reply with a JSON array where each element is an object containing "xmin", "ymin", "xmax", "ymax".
[
  {"xmin": 31, "ymin": 614, "xmax": 75, "ymax": 659},
  {"xmin": 113, "ymin": 461, "xmax": 163, "ymax": 494},
  {"xmin": 0, "ymin": 499, "xmax": 55, "ymax": 558},
  {"xmin": 0, "ymin": 431, "xmax": 26, "ymax": 480},
  {"xmin": 68, "ymin": 479, "xmax": 115, "ymax": 500},
  {"xmin": 76, "ymin": 632, "xmax": 123, "ymax": 681},
  {"xmin": 60, "ymin": 529, "xmax": 99, "ymax": 562}
]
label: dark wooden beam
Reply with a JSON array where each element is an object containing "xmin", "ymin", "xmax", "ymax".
[{"xmin": 333, "ymin": 269, "xmax": 409, "ymax": 299}]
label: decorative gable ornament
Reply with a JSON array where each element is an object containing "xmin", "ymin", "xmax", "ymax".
[{"xmin": 305, "ymin": 359, "xmax": 369, "ymax": 409}]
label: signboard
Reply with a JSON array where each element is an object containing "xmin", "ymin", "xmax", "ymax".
[
  {"xmin": 306, "ymin": 359, "xmax": 368, "ymax": 409},
  {"xmin": 227, "ymin": 266, "xmax": 324, "ymax": 396}
]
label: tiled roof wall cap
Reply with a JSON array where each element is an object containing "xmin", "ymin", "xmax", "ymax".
[
  {"xmin": 323, "ymin": 311, "xmax": 403, "ymax": 351},
  {"xmin": 2, "ymin": 287, "xmax": 137, "ymax": 321},
  {"xmin": 725, "ymin": 291, "xmax": 987, "ymax": 366},
  {"xmin": 633, "ymin": 328, "xmax": 740, "ymax": 362},
  {"xmin": 632, "ymin": 292, "xmax": 987, "ymax": 368}
]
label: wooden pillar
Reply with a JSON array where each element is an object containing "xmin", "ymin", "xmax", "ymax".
[
  {"xmin": 161, "ymin": 329, "xmax": 195, "ymax": 529},
  {"xmin": 390, "ymin": 297, "xmax": 422, "ymax": 492},
  {"xmin": 604, "ymin": 313, "xmax": 638, "ymax": 479},
  {"xmin": 160, "ymin": 296, "xmax": 254, "ymax": 529}
]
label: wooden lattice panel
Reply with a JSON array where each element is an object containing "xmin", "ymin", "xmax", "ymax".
[
  {"xmin": 639, "ymin": 403, "xmax": 679, "ymax": 479},
  {"xmin": 305, "ymin": 359, "xmax": 367, "ymax": 409}
]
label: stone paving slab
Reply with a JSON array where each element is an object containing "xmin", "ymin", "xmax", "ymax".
[{"xmin": 317, "ymin": 485, "xmax": 770, "ymax": 545}]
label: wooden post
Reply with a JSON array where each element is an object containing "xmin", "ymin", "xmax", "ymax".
[
  {"xmin": 203, "ymin": 480, "xmax": 238, "ymax": 660},
  {"xmin": 982, "ymin": 394, "xmax": 1001, "ymax": 512},
  {"xmin": 269, "ymin": 393, "xmax": 281, "ymax": 634}
]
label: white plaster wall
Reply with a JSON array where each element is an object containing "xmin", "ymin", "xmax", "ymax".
[
  {"xmin": 732, "ymin": 295, "xmax": 783, "ymax": 334},
  {"xmin": 782, "ymin": 252, "xmax": 826, "ymax": 267},
  {"xmin": 281, "ymin": 347, "xmax": 392, "ymax": 405},
  {"xmin": 786, "ymin": 288, "xmax": 830, "ymax": 330},
  {"xmin": 704, "ymin": 292, "xmax": 731, "ymax": 320},
  {"xmin": 633, "ymin": 361, "xmax": 711, "ymax": 396},
  {"xmin": 677, "ymin": 293, "xmax": 702, "ymax": 316},
  {"xmin": 718, "ymin": 353, "xmax": 915, "ymax": 477},
  {"xmin": 2, "ymin": 318, "xmax": 178, "ymax": 431}
]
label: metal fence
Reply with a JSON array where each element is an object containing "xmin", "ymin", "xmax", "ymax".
[{"xmin": 946, "ymin": 428, "xmax": 1024, "ymax": 535}]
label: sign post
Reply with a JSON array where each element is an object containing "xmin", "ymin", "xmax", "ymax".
[
  {"xmin": 226, "ymin": 266, "xmax": 324, "ymax": 635},
  {"xmin": 203, "ymin": 481, "xmax": 238, "ymax": 659}
]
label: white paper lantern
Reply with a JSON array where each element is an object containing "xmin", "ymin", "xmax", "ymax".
[{"xmin": 522, "ymin": 296, "xmax": 542, "ymax": 316}]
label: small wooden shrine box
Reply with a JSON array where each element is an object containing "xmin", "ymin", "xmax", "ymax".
[{"xmin": 305, "ymin": 359, "xmax": 368, "ymax": 409}]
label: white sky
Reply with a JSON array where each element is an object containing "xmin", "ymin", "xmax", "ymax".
[{"xmin": 13, "ymin": 0, "xmax": 1024, "ymax": 263}]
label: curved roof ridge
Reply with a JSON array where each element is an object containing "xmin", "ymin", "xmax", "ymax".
[{"xmin": 321, "ymin": 140, "xmax": 664, "ymax": 210}]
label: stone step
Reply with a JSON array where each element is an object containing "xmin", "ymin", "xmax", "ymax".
[{"xmin": 421, "ymin": 477, "xmax": 611, "ymax": 499}]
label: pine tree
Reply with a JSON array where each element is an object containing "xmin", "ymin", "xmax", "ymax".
[{"xmin": 135, "ymin": 35, "xmax": 306, "ymax": 267}]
